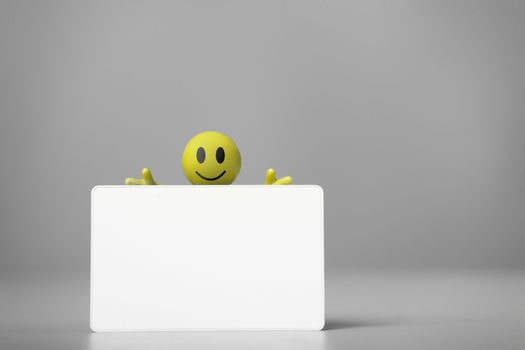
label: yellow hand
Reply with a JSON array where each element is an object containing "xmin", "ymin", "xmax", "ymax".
[
  {"xmin": 125, "ymin": 168, "xmax": 159, "ymax": 185},
  {"xmin": 264, "ymin": 168, "xmax": 292, "ymax": 185}
]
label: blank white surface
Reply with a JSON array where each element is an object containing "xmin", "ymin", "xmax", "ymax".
[{"xmin": 90, "ymin": 185, "xmax": 324, "ymax": 332}]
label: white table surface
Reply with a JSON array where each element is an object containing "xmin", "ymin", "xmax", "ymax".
[{"xmin": 1, "ymin": 269, "xmax": 524, "ymax": 350}]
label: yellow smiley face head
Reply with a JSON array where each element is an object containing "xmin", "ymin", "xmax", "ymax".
[{"xmin": 181, "ymin": 131, "xmax": 241, "ymax": 185}]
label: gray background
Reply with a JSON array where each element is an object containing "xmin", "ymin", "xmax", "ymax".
[{"xmin": 0, "ymin": 0, "xmax": 524, "ymax": 349}]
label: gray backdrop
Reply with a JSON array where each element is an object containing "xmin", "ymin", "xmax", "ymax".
[{"xmin": 1, "ymin": 0, "xmax": 524, "ymax": 277}]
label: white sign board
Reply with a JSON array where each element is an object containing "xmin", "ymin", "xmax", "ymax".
[{"xmin": 91, "ymin": 185, "xmax": 324, "ymax": 331}]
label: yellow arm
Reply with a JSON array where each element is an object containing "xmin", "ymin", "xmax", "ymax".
[
  {"xmin": 264, "ymin": 168, "xmax": 292, "ymax": 185},
  {"xmin": 125, "ymin": 168, "xmax": 159, "ymax": 185}
]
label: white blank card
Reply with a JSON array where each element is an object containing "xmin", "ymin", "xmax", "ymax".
[{"xmin": 91, "ymin": 185, "xmax": 324, "ymax": 331}]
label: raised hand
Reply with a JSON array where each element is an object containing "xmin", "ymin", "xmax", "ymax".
[
  {"xmin": 264, "ymin": 168, "xmax": 292, "ymax": 185},
  {"xmin": 125, "ymin": 168, "xmax": 159, "ymax": 185}
]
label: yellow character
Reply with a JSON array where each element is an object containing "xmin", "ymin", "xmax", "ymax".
[{"xmin": 125, "ymin": 131, "xmax": 292, "ymax": 185}]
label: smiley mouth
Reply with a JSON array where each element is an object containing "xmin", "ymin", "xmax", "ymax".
[{"xmin": 195, "ymin": 170, "xmax": 226, "ymax": 181}]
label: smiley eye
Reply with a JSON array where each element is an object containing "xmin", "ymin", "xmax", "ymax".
[
  {"xmin": 216, "ymin": 147, "xmax": 225, "ymax": 164},
  {"xmin": 196, "ymin": 147, "xmax": 205, "ymax": 163}
]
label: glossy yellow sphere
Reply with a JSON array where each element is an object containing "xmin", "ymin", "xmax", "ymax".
[{"xmin": 181, "ymin": 131, "xmax": 241, "ymax": 185}]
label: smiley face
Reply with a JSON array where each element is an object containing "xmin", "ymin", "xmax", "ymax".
[{"xmin": 181, "ymin": 131, "xmax": 241, "ymax": 185}]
